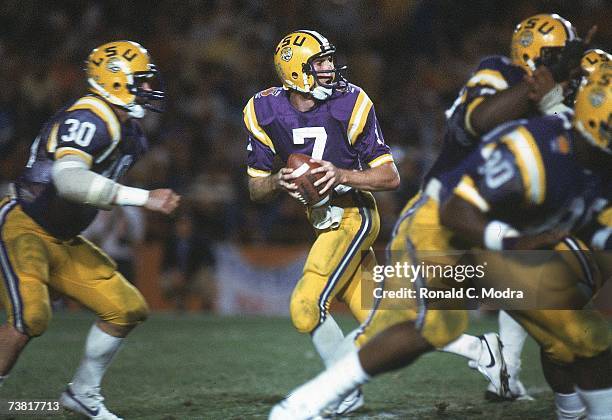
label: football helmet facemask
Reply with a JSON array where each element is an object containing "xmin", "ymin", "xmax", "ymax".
[
  {"xmin": 86, "ymin": 40, "xmax": 165, "ymax": 118},
  {"xmin": 510, "ymin": 14, "xmax": 577, "ymax": 74},
  {"xmin": 573, "ymin": 64, "xmax": 611, "ymax": 154},
  {"xmin": 274, "ymin": 30, "xmax": 347, "ymax": 100}
]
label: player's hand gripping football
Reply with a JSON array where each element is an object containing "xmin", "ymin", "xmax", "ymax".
[
  {"xmin": 275, "ymin": 167, "xmax": 302, "ymax": 201},
  {"xmin": 145, "ymin": 189, "xmax": 181, "ymax": 214},
  {"xmin": 309, "ymin": 158, "xmax": 343, "ymax": 195}
]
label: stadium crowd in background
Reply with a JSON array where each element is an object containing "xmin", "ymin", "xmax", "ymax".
[{"xmin": 0, "ymin": 0, "xmax": 609, "ymax": 289}]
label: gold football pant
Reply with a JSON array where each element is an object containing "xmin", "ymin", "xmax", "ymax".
[
  {"xmin": 0, "ymin": 198, "xmax": 148, "ymax": 337},
  {"xmin": 357, "ymin": 192, "xmax": 610, "ymax": 363},
  {"xmin": 290, "ymin": 191, "xmax": 380, "ymax": 334}
]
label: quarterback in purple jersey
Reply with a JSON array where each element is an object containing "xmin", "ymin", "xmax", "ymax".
[
  {"xmin": 270, "ymin": 64, "xmax": 612, "ymax": 420},
  {"xmin": 245, "ymin": 30, "xmax": 399, "ymax": 415},
  {"xmin": 0, "ymin": 41, "xmax": 179, "ymax": 420}
]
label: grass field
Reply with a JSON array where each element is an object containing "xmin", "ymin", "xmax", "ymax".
[{"xmin": 1, "ymin": 312, "xmax": 561, "ymax": 419}]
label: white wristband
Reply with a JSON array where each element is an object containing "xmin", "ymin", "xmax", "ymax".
[
  {"xmin": 114, "ymin": 186, "xmax": 150, "ymax": 206},
  {"xmin": 484, "ymin": 220, "xmax": 519, "ymax": 251}
]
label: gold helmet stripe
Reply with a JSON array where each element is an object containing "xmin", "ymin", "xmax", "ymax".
[
  {"xmin": 551, "ymin": 13, "xmax": 576, "ymax": 41},
  {"xmin": 295, "ymin": 30, "xmax": 330, "ymax": 48}
]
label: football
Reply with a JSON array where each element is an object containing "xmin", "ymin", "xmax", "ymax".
[{"xmin": 286, "ymin": 153, "xmax": 330, "ymax": 207}]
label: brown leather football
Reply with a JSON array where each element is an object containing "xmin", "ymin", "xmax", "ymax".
[{"xmin": 286, "ymin": 153, "xmax": 330, "ymax": 207}]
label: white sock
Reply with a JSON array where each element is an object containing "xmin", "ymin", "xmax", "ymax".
[
  {"xmin": 333, "ymin": 327, "xmax": 359, "ymax": 363},
  {"xmin": 576, "ymin": 386, "xmax": 612, "ymax": 420},
  {"xmin": 312, "ymin": 316, "xmax": 344, "ymax": 367},
  {"xmin": 498, "ymin": 311, "xmax": 527, "ymax": 376},
  {"xmin": 441, "ymin": 334, "xmax": 485, "ymax": 362},
  {"xmin": 555, "ymin": 392, "xmax": 586, "ymax": 420},
  {"xmin": 287, "ymin": 351, "xmax": 370, "ymax": 415},
  {"xmin": 70, "ymin": 324, "xmax": 124, "ymax": 394}
]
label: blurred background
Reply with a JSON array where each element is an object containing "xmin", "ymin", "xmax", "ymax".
[{"xmin": 0, "ymin": 0, "xmax": 610, "ymax": 314}]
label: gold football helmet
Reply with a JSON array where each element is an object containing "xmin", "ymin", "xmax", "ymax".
[
  {"xmin": 573, "ymin": 64, "xmax": 611, "ymax": 154},
  {"xmin": 273, "ymin": 30, "xmax": 347, "ymax": 100},
  {"xmin": 581, "ymin": 49, "xmax": 612, "ymax": 75},
  {"xmin": 510, "ymin": 14, "xmax": 577, "ymax": 74},
  {"xmin": 85, "ymin": 40, "xmax": 164, "ymax": 118}
]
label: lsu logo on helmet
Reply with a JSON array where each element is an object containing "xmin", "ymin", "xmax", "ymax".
[
  {"xmin": 273, "ymin": 30, "xmax": 347, "ymax": 100},
  {"xmin": 86, "ymin": 40, "xmax": 165, "ymax": 118},
  {"xmin": 581, "ymin": 49, "xmax": 612, "ymax": 75},
  {"xmin": 573, "ymin": 64, "xmax": 611, "ymax": 154},
  {"xmin": 510, "ymin": 14, "xmax": 576, "ymax": 74}
]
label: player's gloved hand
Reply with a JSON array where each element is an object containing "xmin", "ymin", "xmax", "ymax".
[
  {"xmin": 145, "ymin": 189, "xmax": 181, "ymax": 214},
  {"xmin": 310, "ymin": 158, "xmax": 343, "ymax": 195},
  {"xmin": 503, "ymin": 229, "xmax": 569, "ymax": 251}
]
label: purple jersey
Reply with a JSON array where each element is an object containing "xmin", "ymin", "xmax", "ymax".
[
  {"xmin": 15, "ymin": 95, "xmax": 148, "ymax": 239},
  {"xmin": 243, "ymin": 84, "xmax": 393, "ymax": 178},
  {"xmin": 447, "ymin": 113, "xmax": 608, "ymax": 235}
]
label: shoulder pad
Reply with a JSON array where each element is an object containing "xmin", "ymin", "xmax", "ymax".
[
  {"xmin": 247, "ymin": 89, "xmax": 282, "ymax": 126},
  {"xmin": 66, "ymin": 96, "xmax": 120, "ymax": 144},
  {"xmin": 468, "ymin": 55, "xmax": 525, "ymax": 91},
  {"xmin": 329, "ymin": 84, "xmax": 371, "ymax": 124}
]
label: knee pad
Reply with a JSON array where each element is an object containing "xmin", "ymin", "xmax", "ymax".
[
  {"xmin": 289, "ymin": 294, "xmax": 321, "ymax": 334},
  {"xmin": 22, "ymin": 303, "xmax": 52, "ymax": 337},
  {"xmin": 117, "ymin": 293, "xmax": 149, "ymax": 325},
  {"xmin": 99, "ymin": 273, "xmax": 149, "ymax": 326}
]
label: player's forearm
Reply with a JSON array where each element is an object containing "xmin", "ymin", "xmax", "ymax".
[
  {"xmin": 52, "ymin": 156, "xmax": 149, "ymax": 209},
  {"xmin": 469, "ymin": 82, "xmax": 532, "ymax": 135},
  {"xmin": 338, "ymin": 162, "xmax": 400, "ymax": 192},
  {"xmin": 248, "ymin": 174, "xmax": 280, "ymax": 202}
]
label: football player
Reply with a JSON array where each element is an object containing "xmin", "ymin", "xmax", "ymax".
[
  {"xmin": 268, "ymin": 52, "xmax": 612, "ymax": 420},
  {"xmin": 401, "ymin": 13, "xmax": 588, "ymax": 401},
  {"xmin": 0, "ymin": 41, "xmax": 180, "ymax": 420},
  {"xmin": 244, "ymin": 30, "xmax": 399, "ymax": 414}
]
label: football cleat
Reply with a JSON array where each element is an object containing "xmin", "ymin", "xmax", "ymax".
[
  {"xmin": 60, "ymin": 385, "xmax": 123, "ymax": 420},
  {"xmin": 485, "ymin": 378, "xmax": 535, "ymax": 402},
  {"xmin": 334, "ymin": 388, "xmax": 364, "ymax": 415},
  {"xmin": 268, "ymin": 398, "xmax": 328, "ymax": 420},
  {"xmin": 468, "ymin": 333, "xmax": 511, "ymax": 399}
]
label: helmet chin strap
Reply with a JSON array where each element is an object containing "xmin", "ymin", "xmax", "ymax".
[{"xmin": 126, "ymin": 104, "xmax": 146, "ymax": 119}]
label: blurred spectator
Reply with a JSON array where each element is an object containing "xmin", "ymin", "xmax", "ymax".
[{"xmin": 160, "ymin": 212, "xmax": 216, "ymax": 311}]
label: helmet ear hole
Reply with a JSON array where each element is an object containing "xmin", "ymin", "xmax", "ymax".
[
  {"xmin": 113, "ymin": 82, "xmax": 121, "ymax": 90},
  {"xmin": 589, "ymin": 120, "xmax": 596, "ymax": 128},
  {"xmin": 291, "ymin": 72, "xmax": 298, "ymax": 80}
]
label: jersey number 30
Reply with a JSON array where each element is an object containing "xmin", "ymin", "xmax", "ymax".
[
  {"xmin": 292, "ymin": 127, "xmax": 327, "ymax": 159},
  {"xmin": 61, "ymin": 119, "xmax": 97, "ymax": 147}
]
